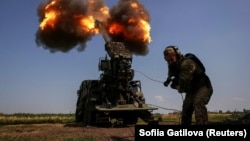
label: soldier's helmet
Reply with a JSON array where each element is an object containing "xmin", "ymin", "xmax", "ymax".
[{"xmin": 164, "ymin": 45, "xmax": 182, "ymax": 59}]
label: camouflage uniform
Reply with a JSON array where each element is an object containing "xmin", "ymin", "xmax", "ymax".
[{"xmin": 165, "ymin": 49, "xmax": 213, "ymax": 125}]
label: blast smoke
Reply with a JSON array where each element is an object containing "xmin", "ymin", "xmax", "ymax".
[
  {"xmin": 35, "ymin": 0, "xmax": 108, "ymax": 53},
  {"xmin": 35, "ymin": 0, "xmax": 151, "ymax": 55},
  {"xmin": 108, "ymin": 0, "xmax": 151, "ymax": 55}
]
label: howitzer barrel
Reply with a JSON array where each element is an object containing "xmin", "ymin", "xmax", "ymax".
[
  {"xmin": 95, "ymin": 20, "xmax": 132, "ymax": 58},
  {"xmin": 95, "ymin": 20, "xmax": 110, "ymax": 43}
]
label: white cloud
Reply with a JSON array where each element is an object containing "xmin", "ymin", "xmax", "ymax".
[
  {"xmin": 232, "ymin": 97, "xmax": 245, "ymax": 102},
  {"xmin": 154, "ymin": 95, "xmax": 164, "ymax": 102}
]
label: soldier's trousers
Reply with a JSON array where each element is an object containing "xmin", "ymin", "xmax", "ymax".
[{"xmin": 181, "ymin": 85, "xmax": 213, "ymax": 125}]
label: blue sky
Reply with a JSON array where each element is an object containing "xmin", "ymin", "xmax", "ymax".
[{"xmin": 0, "ymin": 0, "xmax": 250, "ymax": 114}]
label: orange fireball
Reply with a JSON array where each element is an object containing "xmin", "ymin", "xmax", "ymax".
[{"xmin": 39, "ymin": 0, "xmax": 58, "ymax": 30}]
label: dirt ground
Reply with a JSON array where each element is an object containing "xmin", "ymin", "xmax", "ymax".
[{"xmin": 0, "ymin": 123, "xmax": 135, "ymax": 141}]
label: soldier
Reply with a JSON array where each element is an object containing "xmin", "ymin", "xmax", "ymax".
[{"xmin": 163, "ymin": 45, "xmax": 213, "ymax": 125}]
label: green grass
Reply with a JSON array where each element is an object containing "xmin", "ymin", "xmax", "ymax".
[
  {"xmin": 0, "ymin": 113, "xmax": 75, "ymax": 125},
  {"xmin": 0, "ymin": 112, "xmax": 235, "ymax": 125},
  {"xmin": 159, "ymin": 113, "xmax": 233, "ymax": 124}
]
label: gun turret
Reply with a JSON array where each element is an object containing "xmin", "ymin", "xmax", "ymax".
[{"xmin": 96, "ymin": 20, "xmax": 134, "ymax": 83}]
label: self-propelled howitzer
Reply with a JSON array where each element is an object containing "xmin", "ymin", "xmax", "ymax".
[{"xmin": 75, "ymin": 21, "xmax": 158, "ymax": 126}]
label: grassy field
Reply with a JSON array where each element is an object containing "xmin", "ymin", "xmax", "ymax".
[
  {"xmin": 0, "ymin": 113, "xmax": 75, "ymax": 125},
  {"xmin": 0, "ymin": 113, "xmax": 247, "ymax": 141},
  {"xmin": 0, "ymin": 112, "xmax": 234, "ymax": 125},
  {"xmin": 148, "ymin": 112, "xmax": 233, "ymax": 125}
]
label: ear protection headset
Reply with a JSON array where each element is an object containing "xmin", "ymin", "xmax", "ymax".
[{"xmin": 164, "ymin": 45, "xmax": 182, "ymax": 59}]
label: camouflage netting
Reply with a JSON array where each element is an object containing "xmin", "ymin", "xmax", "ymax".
[{"xmin": 105, "ymin": 42, "xmax": 132, "ymax": 58}]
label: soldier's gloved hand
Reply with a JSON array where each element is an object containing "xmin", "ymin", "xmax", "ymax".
[
  {"xmin": 163, "ymin": 78, "xmax": 171, "ymax": 87},
  {"xmin": 163, "ymin": 80, "xmax": 169, "ymax": 87}
]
